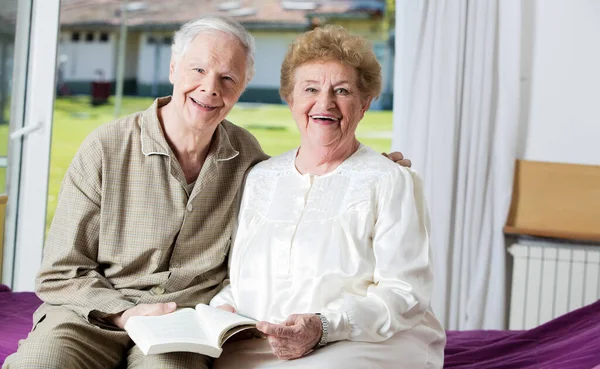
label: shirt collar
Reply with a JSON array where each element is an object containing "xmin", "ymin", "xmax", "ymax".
[{"xmin": 140, "ymin": 96, "xmax": 239, "ymax": 162}]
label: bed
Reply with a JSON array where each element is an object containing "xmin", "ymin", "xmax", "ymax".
[{"xmin": 1, "ymin": 285, "xmax": 598, "ymax": 368}]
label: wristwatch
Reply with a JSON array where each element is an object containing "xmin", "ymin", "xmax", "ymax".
[{"xmin": 314, "ymin": 313, "xmax": 329, "ymax": 349}]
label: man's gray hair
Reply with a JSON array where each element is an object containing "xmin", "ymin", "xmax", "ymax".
[{"xmin": 172, "ymin": 15, "xmax": 256, "ymax": 83}]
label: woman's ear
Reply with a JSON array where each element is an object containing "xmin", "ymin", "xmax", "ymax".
[{"xmin": 360, "ymin": 96, "xmax": 374, "ymax": 117}]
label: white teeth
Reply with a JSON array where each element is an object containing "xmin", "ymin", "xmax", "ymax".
[
  {"xmin": 311, "ymin": 115, "xmax": 338, "ymax": 121},
  {"xmin": 191, "ymin": 98, "xmax": 215, "ymax": 108}
]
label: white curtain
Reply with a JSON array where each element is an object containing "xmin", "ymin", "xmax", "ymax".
[{"xmin": 392, "ymin": 0, "xmax": 522, "ymax": 330}]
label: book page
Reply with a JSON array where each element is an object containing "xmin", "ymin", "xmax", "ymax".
[
  {"xmin": 194, "ymin": 304, "xmax": 257, "ymax": 346},
  {"xmin": 144, "ymin": 309, "xmax": 209, "ymax": 342},
  {"xmin": 125, "ymin": 308, "xmax": 213, "ymax": 352}
]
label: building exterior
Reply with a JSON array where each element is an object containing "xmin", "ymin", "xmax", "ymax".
[{"xmin": 57, "ymin": 0, "xmax": 393, "ymax": 108}]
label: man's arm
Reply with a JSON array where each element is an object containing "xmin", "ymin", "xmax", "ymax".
[{"xmin": 36, "ymin": 135, "xmax": 136, "ymax": 322}]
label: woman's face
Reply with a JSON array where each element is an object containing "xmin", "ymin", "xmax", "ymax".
[{"xmin": 288, "ymin": 60, "xmax": 372, "ymax": 151}]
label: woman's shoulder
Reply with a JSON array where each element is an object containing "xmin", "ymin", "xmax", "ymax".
[
  {"xmin": 348, "ymin": 145, "xmax": 415, "ymax": 176},
  {"xmin": 347, "ymin": 145, "xmax": 423, "ymax": 191},
  {"xmin": 249, "ymin": 148, "xmax": 297, "ymax": 176}
]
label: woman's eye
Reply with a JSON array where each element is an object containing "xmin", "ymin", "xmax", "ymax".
[
  {"xmin": 193, "ymin": 68, "xmax": 204, "ymax": 73},
  {"xmin": 335, "ymin": 88, "xmax": 349, "ymax": 94},
  {"xmin": 223, "ymin": 76, "xmax": 234, "ymax": 82},
  {"xmin": 305, "ymin": 87, "xmax": 317, "ymax": 93}
]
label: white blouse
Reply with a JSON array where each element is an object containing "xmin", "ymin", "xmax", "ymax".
[{"xmin": 210, "ymin": 144, "xmax": 441, "ymax": 343}]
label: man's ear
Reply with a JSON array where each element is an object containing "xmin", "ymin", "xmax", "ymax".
[{"xmin": 169, "ymin": 55, "xmax": 178, "ymax": 84}]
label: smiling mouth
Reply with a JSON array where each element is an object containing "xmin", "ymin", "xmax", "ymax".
[
  {"xmin": 310, "ymin": 115, "xmax": 340, "ymax": 123},
  {"xmin": 190, "ymin": 97, "xmax": 217, "ymax": 109}
]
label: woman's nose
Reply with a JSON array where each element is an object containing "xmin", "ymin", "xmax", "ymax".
[{"xmin": 316, "ymin": 91, "xmax": 335, "ymax": 109}]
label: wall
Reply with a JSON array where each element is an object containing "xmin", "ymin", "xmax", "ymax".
[
  {"xmin": 125, "ymin": 32, "xmax": 140, "ymax": 80},
  {"xmin": 520, "ymin": 0, "xmax": 600, "ymax": 165},
  {"xmin": 137, "ymin": 32, "xmax": 172, "ymax": 96},
  {"xmin": 244, "ymin": 31, "xmax": 298, "ymax": 103},
  {"xmin": 58, "ymin": 31, "xmax": 116, "ymax": 81}
]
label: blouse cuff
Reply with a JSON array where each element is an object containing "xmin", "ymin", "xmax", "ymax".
[{"xmin": 321, "ymin": 309, "xmax": 351, "ymax": 342}]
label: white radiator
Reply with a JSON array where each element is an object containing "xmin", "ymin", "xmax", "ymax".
[{"xmin": 508, "ymin": 238, "xmax": 600, "ymax": 330}]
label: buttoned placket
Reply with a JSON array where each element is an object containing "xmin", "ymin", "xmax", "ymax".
[{"xmin": 280, "ymin": 173, "xmax": 315, "ymax": 276}]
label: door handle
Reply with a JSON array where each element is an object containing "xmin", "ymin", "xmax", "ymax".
[{"xmin": 10, "ymin": 122, "xmax": 42, "ymax": 140}]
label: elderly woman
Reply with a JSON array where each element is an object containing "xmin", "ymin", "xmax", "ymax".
[{"xmin": 210, "ymin": 25, "xmax": 446, "ymax": 369}]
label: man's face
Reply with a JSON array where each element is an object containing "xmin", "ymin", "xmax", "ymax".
[{"xmin": 169, "ymin": 31, "xmax": 248, "ymax": 131}]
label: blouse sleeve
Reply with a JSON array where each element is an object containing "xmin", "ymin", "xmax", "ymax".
[
  {"xmin": 209, "ymin": 282, "xmax": 237, "ymax": 309},
  {"xmin": 322, "ymin": 167, "xmax": 434, "ymax": 342},
  {"xmin": 209, "ymin": 174, "xmax": 248, "ymax": 311}
]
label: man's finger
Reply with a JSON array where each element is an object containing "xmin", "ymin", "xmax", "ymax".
[
  {"xmin": 140, "ymin": 302, "xmax": 177, "ymax": 316},
  {"xmin": 386, "ymin": 151, "xmax": 405, "ymax": 161},
  {"xmin": 396, "ymin": 158, "xmax": 412, "ymax": 168}
]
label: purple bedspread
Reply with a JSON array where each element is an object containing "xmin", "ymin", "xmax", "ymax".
[
  {"xmin": 444, "ymin": 298, "xmax": 600, "ymax": 368},
  {"xmin": 0, "ymin": 284, "xmax": 599, "ymax": 367},
  {"xmin": 0, "ymin": 284, "xmax": 42, "ymax": 364}
]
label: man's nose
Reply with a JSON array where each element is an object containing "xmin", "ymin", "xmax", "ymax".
[{"xmin": 200, "ymin": 75, "xmax": 220, "ymax": 96}]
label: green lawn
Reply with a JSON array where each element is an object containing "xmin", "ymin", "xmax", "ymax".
[{"xmin": 47, "ymin": 96, "xmax": 392, "ymax": 229}]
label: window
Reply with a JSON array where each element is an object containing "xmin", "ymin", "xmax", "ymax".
[
  {"xmin": 71, "ymin": 31, "xmax": 80, "ymax": 42},
  {"xmin": 99, "ymin": 32, "xmax": 109, "ymax": 42},
  {"xmin": 85, "ymin": 32, "xmax": 95, "ymax": 42}
]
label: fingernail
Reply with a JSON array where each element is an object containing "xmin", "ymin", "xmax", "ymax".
[{"xmin": 167, "ymin": 302, "xmax": 176, "ymax": 309}]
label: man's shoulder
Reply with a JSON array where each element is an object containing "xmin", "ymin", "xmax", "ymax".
[
  {"xmin": 70, "ymin": 111, "xmax": 144, "ymax": 172},
  {"xmin": 91, "ymin": 111, "xmax": 143, "ymax": 142},
  {"xmin": 220, "ymin": 119, "xmax": 268, "ymax": 162}
]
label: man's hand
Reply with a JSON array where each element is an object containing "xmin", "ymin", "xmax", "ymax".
[
  {"xmin": 382, "ymin": 151, "xmax": 412, "ymax": 168},
  {"xmin": 108, "ymin": 302, "xmax": 177, "ymax": 329},
  {"xmin": 256, "ymin": 314, "xmax": 322, "ymax": 360},
  {"xmin": 216, "ymin": 304, "xmax": 236, "ymax": 313}
]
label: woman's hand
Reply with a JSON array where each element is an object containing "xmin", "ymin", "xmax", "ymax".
[
  {"xmin": 216, "ymin": 304, "xmax": 236, "ymax": 313},
  {"xmin": 256, "ymin": 314, "xmax": 322, "ymax": 360}
]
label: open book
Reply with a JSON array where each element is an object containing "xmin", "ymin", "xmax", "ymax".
[{"xmin": 124, "ymin": 304, "xmax": 258, "ymax": 358}]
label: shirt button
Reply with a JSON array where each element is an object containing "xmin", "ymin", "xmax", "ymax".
[
  {"xmin": 187, "ymin": 203, "xmax": 193, "ymax": 212},
  {"xmin": 151, "ymin": 286, "xmax": 166, "ymax": 295}
]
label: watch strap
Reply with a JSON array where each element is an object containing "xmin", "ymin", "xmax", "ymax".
[{"xmin": 314, "ymin": 313, "xmax": 329, "ymax": 349}]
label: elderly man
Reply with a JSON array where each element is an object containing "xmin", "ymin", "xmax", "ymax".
[{"xmin": 3, "ymin": 16, "xmax": 409, "ymax": 369}]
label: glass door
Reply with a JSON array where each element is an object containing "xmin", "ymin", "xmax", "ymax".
[{"xmin": 1, "ymin": 0, "xmax": 60, "ymax": 291}]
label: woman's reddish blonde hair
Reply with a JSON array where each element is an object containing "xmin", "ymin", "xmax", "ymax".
[{"xmin": 279, "ymin": 25, "xmax": 382, "ymax": 102}]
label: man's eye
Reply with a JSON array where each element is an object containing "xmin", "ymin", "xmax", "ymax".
[{"xmin": 193, "ymin": 68, "xmax": 204, "ymax": 73}]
